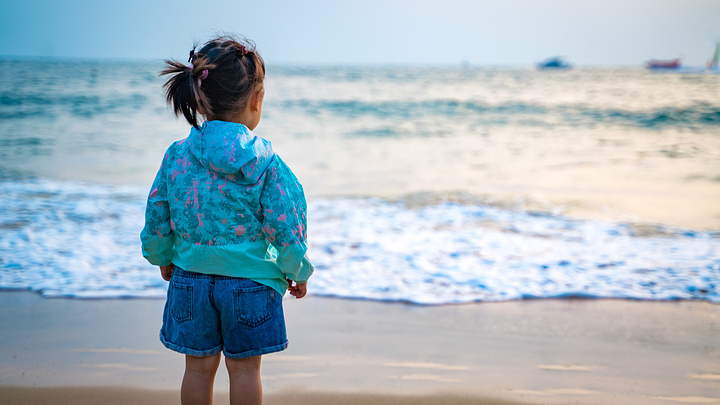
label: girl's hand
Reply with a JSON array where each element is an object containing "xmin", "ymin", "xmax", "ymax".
[
  {"xmin": 287, "ymin": 280, "xmax": 307, "ymax": 299},
  {"xmin": 160, "ymin": 264, "xmax": 175, "ymax": 281}
]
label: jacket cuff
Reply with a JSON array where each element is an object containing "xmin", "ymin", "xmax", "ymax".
[
  {"xmin": 276, "ymin": 242, "xmax": 314, "ymax": 282},
  {"xmin": 140, "ymin": 234, "xmax": 175, "ymax": 266}
]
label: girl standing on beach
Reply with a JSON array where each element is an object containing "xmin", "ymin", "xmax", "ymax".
[{"xmin": 141, "ymin": 36, "xmax": 313, "ymax": 405}]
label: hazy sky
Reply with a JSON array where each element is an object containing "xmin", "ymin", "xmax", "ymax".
[{"xmin": 1, "ymin": 0, "xmax": 718, "ymax": 66}]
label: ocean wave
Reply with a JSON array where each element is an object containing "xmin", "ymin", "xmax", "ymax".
[
  {"xmin": 280, "ymin": 99, "xmax": 720, "ymax": 133},
  {"xmin": 0, "ymin": 92, "xmax": 149, "ymax": 120},
  {"xmin": 0, "ymin": 180, "xmax": 717, "ymax": 303},
  {"xmin": 578, "ymin": 102, "xmax": 720, "ymax": 129}
]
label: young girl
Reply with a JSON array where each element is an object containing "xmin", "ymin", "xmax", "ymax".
[{"xmin": 141, "ymin": 36, "xmax": 313, "ymax": 405}]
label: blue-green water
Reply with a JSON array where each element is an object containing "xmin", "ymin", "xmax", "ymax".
[{"xmin": 0, "ymin": 59, "xmax": 718, "ymax": 303}]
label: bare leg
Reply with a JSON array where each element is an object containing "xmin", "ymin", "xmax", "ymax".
[
  {"xmin": 182, "ymin": 353, "xmax": 222, "ymax": 405},
  {"xmin": 226, "ymin": 355, "xmax": 262, "ymax": 405}
]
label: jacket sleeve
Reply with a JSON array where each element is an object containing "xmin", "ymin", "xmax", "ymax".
[
  {"xmin": 259, "ymin": 156, "xmax": 314, "ymax": 282},
  {"xmin": 140, "ymin": 152, "xmax": 175, "ymax": 266}
]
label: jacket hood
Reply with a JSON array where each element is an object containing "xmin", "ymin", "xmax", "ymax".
[{"xmin": 187, "ymin": 121, "xmax": 274, "ymax": 184}]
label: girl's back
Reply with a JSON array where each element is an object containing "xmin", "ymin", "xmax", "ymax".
[
  {"xmin": 140, "ymin": 36, "xmax": 312, "ymax": 405},
  {"xmin": 141, "ymin": 38, "xmax": 313, "ymax": 292}
]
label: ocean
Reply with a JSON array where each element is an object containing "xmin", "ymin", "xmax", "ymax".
[{"xmin": 0, "ymin": 58, "xmax": 718, "ymax": 304}]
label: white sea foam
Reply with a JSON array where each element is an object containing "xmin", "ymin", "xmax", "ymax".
[
  {"xmin": 0, "ymin": 180, "xmax": 718, "ymax": 304},
  {"xmin": 0, "ymin": 180, "xmax": 166, "ymax": 298},
  {"xmin": 309, "ymin": 199, "xmax": 719, "ymax": 304}
]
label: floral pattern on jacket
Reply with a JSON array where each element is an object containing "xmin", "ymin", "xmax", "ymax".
[{"xmin": 140, "ymin": 120, "xmax": 311, "ymax": 282}]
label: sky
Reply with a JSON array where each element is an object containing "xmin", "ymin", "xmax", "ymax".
[{"xmin": 0, "ymin": 0, "xmax": 719, "ymax": 66}]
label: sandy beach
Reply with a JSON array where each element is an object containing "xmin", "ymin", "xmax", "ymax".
[{"xmin": 1, "ymin": 291, "xmax": 718, "ymax": 404}]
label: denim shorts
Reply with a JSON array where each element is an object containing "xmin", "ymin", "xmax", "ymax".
[{"xmin": 160, "ymin": 268, "xmax": 288, "ymax": 359}]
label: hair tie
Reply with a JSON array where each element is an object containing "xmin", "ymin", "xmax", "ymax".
[{"xmin": 198, "ymin": 69, "xmax": 209, "ymax": 87}]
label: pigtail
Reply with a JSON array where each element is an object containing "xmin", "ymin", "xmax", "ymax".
[
  {"xmin": 160, "ymin": 55, "xmax": 215, "ymax": 129},
  {"xmin": 187, "ymin": 55, "xmax": 215, "ymax": 121}
]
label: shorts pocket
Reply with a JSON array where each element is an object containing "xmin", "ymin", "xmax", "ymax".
[
  {"xmin": 233, "ymin": 286, "xmax": 273, "ymax": 328},
  {"xmin": 169, "ymin": 281, "xmax": 193, "ymax": 322}
]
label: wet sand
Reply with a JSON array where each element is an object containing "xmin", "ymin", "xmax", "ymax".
[
  {"xmin": 0, "ymin": 386, "xmax": 520, "ymax": 405},
  {"xmin": 1, "ymin": 291, "xmax": 719, "ymax": 404}
]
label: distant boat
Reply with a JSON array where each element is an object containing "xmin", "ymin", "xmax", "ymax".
[
  {"xmin": 537, "ymin": 56, "xmax": 573, "ymax": 70},
  {"xmin": 645, "ymin": 56, "xmax": 683, "ymax": 70},
  {"xmin": 644, "ymin": 45, "xmax": 720, "ymax": 74}
]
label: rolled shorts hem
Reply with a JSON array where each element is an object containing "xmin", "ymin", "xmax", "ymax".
[
  {"xmin": 224, "ymin": 340, "xmax": 289, "ymax": 359},
  {"xmin": 160, "ymin": 332, "xmax": 223, "ymax": 357}
]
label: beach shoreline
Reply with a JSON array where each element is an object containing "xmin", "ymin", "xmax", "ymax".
[{"xmin": 1, "ymin": 291, "xmax": 718, "ymax": 404}]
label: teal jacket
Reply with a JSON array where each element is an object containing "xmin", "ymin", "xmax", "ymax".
[{"xmin": 140, "ymin": 121, "xmax": 313, "ymax": 294}]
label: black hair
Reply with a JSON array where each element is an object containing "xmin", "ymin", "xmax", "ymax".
[{"xmin": 161, "ymin": 36, "xmax": 265, "ymax": 129}]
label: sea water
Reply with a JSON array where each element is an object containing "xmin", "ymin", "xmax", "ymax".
[{"xmin": 0, "ymin": 59, "xmax": 718, "ymax": 304}]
